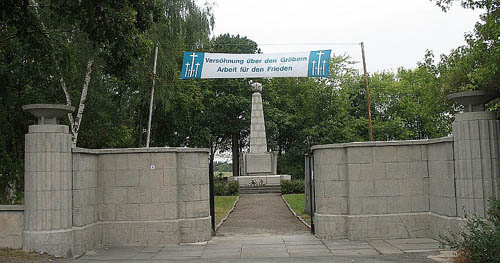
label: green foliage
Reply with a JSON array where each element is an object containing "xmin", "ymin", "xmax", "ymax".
[
  {"xmin": 282, "ymin": 194, "xmax": 311, "ymax": 224},
  {"xmin": 214, "ymin": 162, "xmax": 232, "ymax": 173},
  {"xmin": 0, "ymin": 0, "xmax": 215, "ymax": 203},
  {"xmin": 280, "ymin": 180, "xmax": 305, "ymax": 194},
  {"xmin": 433, "ymin": 0, "xmax": 499, "ymax": 93},
  {"xmin": 214, "ymin": 180, "xmax": 240, "ymax": 196},
  {"xmin": 439, "ymin": 198, "xmax": 500, "ymax": 263},
  {"xmin": 264, "ymin": 54, "xmax": 452, "ymax": 179}
]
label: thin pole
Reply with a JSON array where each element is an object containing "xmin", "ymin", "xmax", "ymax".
[
  {"xmin": 361, "ymin": 42, "xmax": 374, "ymax": 141},
  {"xmin": 146, "ymin": 43, "xmax": 159, "ymax": 148}
]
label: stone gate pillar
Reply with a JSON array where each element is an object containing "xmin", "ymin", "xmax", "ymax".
[
  {"xmin": 22, "ymin": 104, "xmax": 75, "ymax": 257},
  {"xmin": 449, "ymin": 91, "xmax": 500, "ymax": 218}
]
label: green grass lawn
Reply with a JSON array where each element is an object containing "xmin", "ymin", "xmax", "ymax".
[
  {"xmin": 282, "ymin": 194, "xmax": 311, "ymax": 225},
  {"xmin": 214, "ymin": 172, "xmax": 233, "ymax": 178},
  {"xmin": 215, "ymin": 196, "xmax": 238, "ymax": 225}
]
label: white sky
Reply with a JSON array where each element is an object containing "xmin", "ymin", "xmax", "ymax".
[{"xmin": 208, "ymin": 0, "xmax": 481, "ymax": 72}]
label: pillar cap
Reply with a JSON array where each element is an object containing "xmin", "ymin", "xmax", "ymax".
[
  {"xmin": 447, "ymin": 90, "xmax": 499, "ymax": 112},
  {"xmin": 22, "ymin": 104, "xmax": 75, "ymax": 125}
]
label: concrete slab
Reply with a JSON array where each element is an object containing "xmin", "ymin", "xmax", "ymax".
[
  {"xmin": 386, "ymin": 238, "xmax": 438, "ymax": 244},
  {"xmin": 330, "ymin": 248, "xmax": 380, "ymax": 256},
  {"xmin": 282, "ymin": 235, "xmax": 319, "ymax": 241},
  {"xmin": 203, "ymin": 248, "xmax": 241, "ymax": 253},
  {"xmin": 201, "ymin": 252, "xmax": 241, "ymax": 259},
  {"xmin": 369, "ymin": 240, "xmax": 403, "ymax": 255},
  {"xmin": 286, "ymin": 244, "xmax": 328, "ymax": 250},
  {"xmin": 154, "ymin": 250, "xmax": 204, "ymax": 259},
  {"xmin": 326, "ymin": 244, "xmax": 373, "ymax": 250},
  {"xmin": 388, "ymin": 242, "xmax": 441, "ymax": 252},
  {"xmin": 243, "ymin": 240, "xmax": 285, "ymax": 245},
  {"xmin": 162, "ymin": 245, "xmax": 206, "ymax": 251},
  {"xmin": 289, "ymin": 251, "xmax": 332, "ymax": 257},
  {"xmin": 241, "ymin": 251, "xmax": 289, "ymax": 258},
  {"xmin": 140, "ymin": 247, "xmax": 163, "ymax": 253}
]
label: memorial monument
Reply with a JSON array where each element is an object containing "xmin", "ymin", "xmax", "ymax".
[{"xmin": 234, "ymin": 82, "xmax": 290, "ymax": 186}]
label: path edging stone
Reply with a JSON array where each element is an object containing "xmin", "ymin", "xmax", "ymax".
[
  {"xmin": 281, "ymin": 195, "xmax": 311, "ymax": 229},
  {"xmin": 215, "ymin": 196, "xmax": 240, "ymax": 231}
]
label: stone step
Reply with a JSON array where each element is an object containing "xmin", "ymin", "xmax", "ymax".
[{"xmin": 240, "ymin": 185, "xmax": 282, "ymax": 194}]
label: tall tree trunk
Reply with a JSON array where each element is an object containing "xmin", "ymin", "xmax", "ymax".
[
  {"xmin": 70, "ymin": 57, "xmax": 94, "ymax": 147},
  {"xmin": 31, "ymin": 0, "xmax": 94, "ymax": 147},
  {"xmin": 232, "ymin": 132, "xmax": 240, "ymax": 177}
]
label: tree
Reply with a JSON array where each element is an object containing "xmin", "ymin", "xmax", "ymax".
[
  {"xmin": 264, "ymin": 53, "xmax": 454, "ymax": 179},
  {"xmin": 432, "ymin": 0, "xmax": 499, "ymax": 93},
  {"xmin": 204, "ymin": 34, "xmax": 259, "ymax": 177},
  {"xmin": 369, "ymin": 58, "xmax": 453, "ymax": 140},
  {"xmin": 0, "ymin": 0, "xmax": 214, "ymax": 203}
]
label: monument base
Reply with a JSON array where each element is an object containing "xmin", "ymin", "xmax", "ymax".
[
  {"xmin": 240, "ymin": 152, "xmax": 278, "ymax": 176},
  {"xmin": 230, "ymin": 174, "xmax": 291, "ymax": 186}
]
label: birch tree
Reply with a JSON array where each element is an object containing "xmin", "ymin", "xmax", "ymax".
[{"xmin": 25, "ymin": 0, "xmax": 163, "ymax": 147}]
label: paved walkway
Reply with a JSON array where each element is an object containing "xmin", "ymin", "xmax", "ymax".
[
  {"xmin": 75, "ymin": 194, "xmax": 454, "ymax": 262},
  {"xmin": 216, "ymin": 193, "xmax": 309, "ymax": 236},
  {"xmin": 75, "ymin": 235, "xmax": 450, "ymax": 262}
]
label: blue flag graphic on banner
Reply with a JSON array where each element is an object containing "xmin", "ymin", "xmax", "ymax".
[
  {"xmin": 307, "ymin": 50, "xmax": 331, "ymax": 77},
  {"xmin": 181, "ymin": 52, "xmax": 205, "ymax": 79}
]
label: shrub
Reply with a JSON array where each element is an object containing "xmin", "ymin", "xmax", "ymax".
[
  {"xmin": 214, "ymin": 180, "xmax": 239, "ymax": 196},
  {"xmin": 281, "ymin": 179, "xmax": 304, "ymax": 194},
  {"xmin": 439, "ymin": 197, "xmax": 500, "ymax": 263},
  {"xmin": 214, "ymin": 172, "xmax": 226, "ymax": 183}
]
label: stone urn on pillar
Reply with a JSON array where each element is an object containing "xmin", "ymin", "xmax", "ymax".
[
  {"xmin": 22, "ymin": 104, "xmax": 75, "ymax": 257},
  {"xmin": 447, "ymin": 90, "xmax": 500, "ymax": 218}
]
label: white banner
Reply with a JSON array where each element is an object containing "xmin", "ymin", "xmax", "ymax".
[{"xmin": 180, "ymin": 50, "xmax": 331, "ymax": 79}]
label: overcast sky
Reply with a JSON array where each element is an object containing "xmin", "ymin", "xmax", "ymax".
[{"xmin": 208, "ymin": 0, "xmax": 481, "ymax": 73}]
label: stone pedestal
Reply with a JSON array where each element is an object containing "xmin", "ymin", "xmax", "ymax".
[
  {"xmin": 23, "ymin": 104, "xmax": 75, "ymax": 257},
  {"xmin": 453, "ymin": 111, "xmax": 500, "ymax": 217}
]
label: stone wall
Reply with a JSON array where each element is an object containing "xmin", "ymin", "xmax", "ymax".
[
  {"xmin": 312, "ymin": 138, "xmax": 469, "ymax": 240},
  {"xmin": 21, "ymin": 123, "xmax": 211, "ymax": 258},
  {"xmin": 72, "ymin": 152, "xmax": 101, "ymax": 256},
  {"xmin": 71, "ymin": 148, "xmax": 211, "ymax": 252},
  {"xmin": 0, "ymin": 205, "xmax": 23, "ymax": 249}
]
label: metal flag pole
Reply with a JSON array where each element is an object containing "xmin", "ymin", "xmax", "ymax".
[
  {"xmin": 361, "ymin": 42, "xmax": 374, "ymax": 141},
  {"xmin": 146, "ymin": 43, "xmax": 159, "ymax": 148}
]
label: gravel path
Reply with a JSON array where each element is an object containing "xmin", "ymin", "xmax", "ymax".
[{"xmin": 216, "ymin": 193, "xmax": 309, "ymax": 236}]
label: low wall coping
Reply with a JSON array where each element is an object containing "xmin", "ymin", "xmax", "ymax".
[
  {"xmin": 311, "ymin": 136, "xmax": 453, "ymax": 150},
  {"xmin": 0, "ymin": 205, "xmax": 24, "ymax": 211},
  {"xmin": 73, "ymin": 147, "xmax": 210, "ymax": 154}
]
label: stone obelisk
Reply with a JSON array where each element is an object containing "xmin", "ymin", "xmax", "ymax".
[
  {"xmin": 249, "ymin": 83, "xmax": 268, "ymax": 154},
  {"xmin": 243, "ymin": 82, "xmax": 276, "ymax": 176}
]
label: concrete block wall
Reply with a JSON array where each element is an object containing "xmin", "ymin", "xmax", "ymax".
[
  {"xmin": 71, "ymin": 148, "xmax": 211, "ymax": 247},
  {"xmin": 312, "ymin": 138, "xmax": 456, "ymax": 240},
  {"xmin": 428, "ymin": 141, "xmax": 456, "ymax": 217},
  {"xmin": 72, "ymin": 152, "xmax": 101, "ymax": 256},
  {"xmin": 176, "ymin": 151, "xmax": 211, "ymax": 243},
  {"xmin": 22, "ymin": 139, "xmax": 210, "ymax": 257},
  {"xmin": 313, "ymin": 147, "xmax": 348, "ymax": 239},
  {"xmin": 0, "ymin": 205, "xmax": 24, "ymax": 249},
  {"xmin": 94, "ymin": 150, "xmax": 181, "ymax": 246}
]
